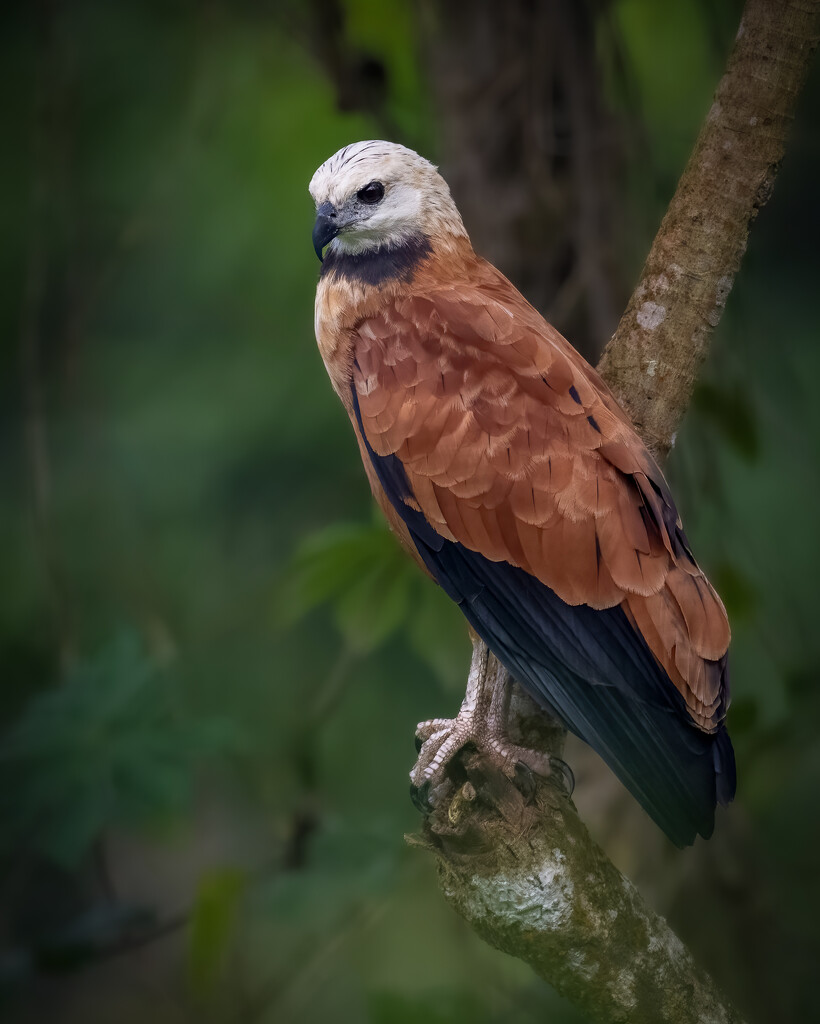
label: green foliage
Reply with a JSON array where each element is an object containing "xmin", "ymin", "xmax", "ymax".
[
  {"xmin": 278, "ymin": 519, "xmax": 414, "ymax": 652},
  {"xmin": 279, "ymin": 515, "xmax": 469, "ymax": 684},
  {"xmin": 187, "ymin": 867, "xmax": 247, "ymax": 996},
  {"xmin": 0, "ymin": 633, "xmax": 241, "ymax": 867},
  {"xmin": 260, "ymin": 817, "xmax": 402, "ymax": 934}
]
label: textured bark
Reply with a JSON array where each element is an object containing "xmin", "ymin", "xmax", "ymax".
[
  {"xmin": 598, "ymin": 0, "xmax": 820, "ymax": 460},
  {"xmin": 412, "ymin": 1, "xmax": 820, "ymax": 1022},
  {"xmin": 413, "ymin": 664, "xmax": 745, "ymax": 1024}
]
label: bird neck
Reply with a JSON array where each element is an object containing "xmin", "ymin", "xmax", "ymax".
[{"xmin": 320, "ymin": 233, "xmax": 434, "ymax": 288}]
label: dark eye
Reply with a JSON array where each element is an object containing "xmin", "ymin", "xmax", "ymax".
[{"xmin": 356, "ymin": 181, "xmax": 385, "ymax": 204}]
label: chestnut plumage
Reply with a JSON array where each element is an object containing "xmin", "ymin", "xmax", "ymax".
[{"xmin": 310, "ymin": 141, "xmax": 735, "ymax": 846}]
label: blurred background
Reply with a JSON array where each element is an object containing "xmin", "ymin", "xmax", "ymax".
[{"xmin": 2, "ymin": 1, "xmax": 819, "ymax": 1021}]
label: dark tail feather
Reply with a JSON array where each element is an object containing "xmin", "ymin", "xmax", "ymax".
[
  {"xmin": 422, "ymin": 536, "xmax": 735, "ymax": 847},
  {"xmin": 713, "ymin": 725, "xmax": 737, "ymax": 806},
  {"xmin": 354, "ymin": 424, "xmax": 736, "ymax": 848}
]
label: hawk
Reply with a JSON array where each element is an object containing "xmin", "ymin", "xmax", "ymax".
[{"xmin": 309, "ymin": 141, "xmax": 735, "ymax": 846}]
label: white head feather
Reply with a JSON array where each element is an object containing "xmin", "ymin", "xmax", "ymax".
[{"xmin": 309, "ymin": 140, "xmax": 467, "ymax": 255}]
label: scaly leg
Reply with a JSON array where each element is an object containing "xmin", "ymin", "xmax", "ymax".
[{"xmin": 410, "ymin": 637, "xmax": 571, "ymax": 808}]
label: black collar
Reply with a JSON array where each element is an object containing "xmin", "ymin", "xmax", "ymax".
[{"xmin": 320, "ymin": 234, "xmax": 432, "ymax": 287}]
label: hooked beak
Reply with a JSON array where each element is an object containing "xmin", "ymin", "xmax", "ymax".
[{"xmin": 312, "ymin": 201, "xmax": 339, "ymax": 261}]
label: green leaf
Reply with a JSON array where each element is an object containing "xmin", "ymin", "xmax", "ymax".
[
  {"xmin": 0, "ymin": 631, "xmax": 243, "ymax": 867},
  {"xmin": 406, "ymin": 586, "xmax": 471, "ymax": 689},
  {"xmin": 276, "ymin": 521, "xmax": 409, "ymax": 627},
  {"xmin": 187, "ymin": 867, "xmax": 247, "ymax": 996},
  {"xmin": 279, "ymin": 518, "xmax": 471, "ymax": 667},
  {"xmin": 333, "ymin": 560, "xmax": 412, "ymax": 653}
]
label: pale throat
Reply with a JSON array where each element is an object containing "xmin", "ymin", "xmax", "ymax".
[
  {"xmin": 328, "ymin": 210, "xmax": 467, "ymax": 256},
  {"xmin": 330, "ymin": 226, "xmax": 419, "ymax": 256}
]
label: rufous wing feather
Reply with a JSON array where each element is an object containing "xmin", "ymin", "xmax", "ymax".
[{"xmin": 352, "ymin": 259, "xmax": 730, "ymax": 736}]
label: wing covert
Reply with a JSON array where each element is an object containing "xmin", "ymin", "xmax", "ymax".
[{"xmin": 351, "ymin": 271, "xmax": 729, "ymax": 733}]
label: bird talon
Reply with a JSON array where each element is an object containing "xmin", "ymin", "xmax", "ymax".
[
  {"xmin": 514, "ymin": 760, "xmax": 538, "ymax": 801},
  {"xmin": 409, "ymin": 781, "xmax": 432, "ymax": 814},
  {"xmin": 552, "ymin": 757, "xmax": 575, "ymax": 797}
]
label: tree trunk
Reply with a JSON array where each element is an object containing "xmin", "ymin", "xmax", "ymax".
[{"xmin": 418, "ymin": 0, "xmax": 624, "ymax": 361}]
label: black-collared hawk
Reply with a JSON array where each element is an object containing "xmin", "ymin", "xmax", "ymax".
[{"xmin": 309, "ymin": 140, "xmax": 735, "ymax": 847}]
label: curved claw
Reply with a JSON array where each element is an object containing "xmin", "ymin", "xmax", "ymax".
[
  {"xmin": 552, "ymin": 757, "xmax": 575, "ymax": 797},
  {"xmin": 410, "ymin": 781, "xmax": 432, "ymax": 814},
  {"xmin": 513, "ymin": 756, "xmax": 575, "ymax": 800},
  {"xmin": 513, "ymin": 761, "xmax": 538, "ymax": 802}
]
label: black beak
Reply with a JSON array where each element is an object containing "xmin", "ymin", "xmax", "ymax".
[{"xmin": 312, "ymin": 201, "xmax": 339, "ymax": 262}]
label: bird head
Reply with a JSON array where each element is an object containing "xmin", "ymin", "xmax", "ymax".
[{"xmin": 309, "ymin": 141, "xmax": 467, "ymax": 261}]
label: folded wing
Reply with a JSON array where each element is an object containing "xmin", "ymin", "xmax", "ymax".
[{"xmin": 350, "ymin": 262, "xmax": 735, "ymax": 844}]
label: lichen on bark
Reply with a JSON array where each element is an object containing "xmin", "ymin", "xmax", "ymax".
[{"xmin": 413, "ymin": 659, "xmax": 744, "ymax": 1024}]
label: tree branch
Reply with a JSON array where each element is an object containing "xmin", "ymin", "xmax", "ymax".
[
  {"xmin": 413, "ymin": 658, "xmax": 746, "ymax": 1024},
  {"xmin": 412, "ymin": 1, "xmax": 820, "ymax": 1021},
  {"xmin": 599, "ymin": 0, "xmax": 820, "ymax": 460}
]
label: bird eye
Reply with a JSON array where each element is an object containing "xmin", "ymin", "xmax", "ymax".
[{"xmin": 356, "ymin": 181, "xmax": 385, "ymax": 204}]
